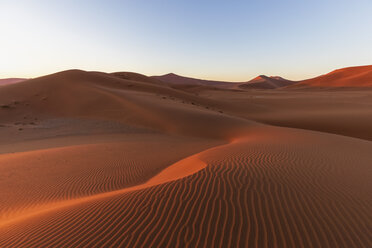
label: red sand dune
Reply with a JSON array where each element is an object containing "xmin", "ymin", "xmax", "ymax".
[
  {"xmin": 291, "ymin": 65, "xmax": 372, "ymax": 88},
  {"xmin": 239, "ymin": 75, "xmax": 295, "ymax": 89},
  {"xmin": 0, "ymin": 67, "xmax": 371, "ymax": 247}
]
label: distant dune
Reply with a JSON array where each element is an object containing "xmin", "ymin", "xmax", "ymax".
[
  {"xmin": 239, "ymin": 75, "xmax": 295, "ymax": 89},
  {"xmin": 0, "ymin": 69, "xmax": 251, "ymax": 138},
  {"xmin": 153, "ymin": 73, "xmax": 298, "ymax": 90},
  {"xmin": 0, "ymin": 78, "xmax": 27, "ymax": 86},
  {"xmin": 152, "ymin": 73, "xmax": 239, "ymax": 88},
  {"xmin": 153, "ymin": 65, "xmax": 372, "ymax": 89},
  {"xmin": 291, "ymin": 65, "xmax": 372, "ymax": 88},
  {"xmin": 111, "ymin": 71, "xmax": 167, "ymax": 86},
  {"xmin": 0, "ymin": 66, "xmax": 371, "ymax": 247}
]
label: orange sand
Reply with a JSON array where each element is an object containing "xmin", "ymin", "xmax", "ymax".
[{"xmin": 0, "ymin": 66, "xmax": 371, "ymax": 247}]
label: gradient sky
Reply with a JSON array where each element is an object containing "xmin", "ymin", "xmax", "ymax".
[{"xmin": 1, "ymin": 0, "xmax": 371, "ymax": 81}]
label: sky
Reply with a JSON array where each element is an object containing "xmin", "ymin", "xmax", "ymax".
[{"xmin": 0, "ymin": 0, "xmax": 371, "ymax": 81}]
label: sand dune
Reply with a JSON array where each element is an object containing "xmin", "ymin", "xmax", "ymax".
[
  {"xmin": 0, "ymin": 127, "xmax": 371, "ymax": 247},
  {"xmin": 0, "ymin": 70, "xmax": 258, "ymax": 139},
  {"xmin": 0, "ymin": 67, "xmax": 371, "ymax": 247},
  {"xmin": 153, "ymin": 65, "xmax": 372, "ymax": 89},
  {"xmin": 292, "ymin": 65, "xmax": 372, "ymax": 88},
  {"xmin": 0, "ymin": 135, "xmax": 220, "ymax": 223},
  {"xmin": 152, "ymin": 73, "xmax": 239, "ymax": 88},
  {"xmin": 153, "ymin": 73, "xmax": 295, "ymax": 90},
  {"xmin": 239, "ymin": 75, "xmax": 295, "ymax": 89},
  {"xmin": 111, "ymin": 71, "xmax": 167, "ymax": 86}
]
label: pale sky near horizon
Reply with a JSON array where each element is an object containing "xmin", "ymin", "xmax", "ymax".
[{"xmin": 0, "ymin": 0, "xmax": 371, "ymax": 81}]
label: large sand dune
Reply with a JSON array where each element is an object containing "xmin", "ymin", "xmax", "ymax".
[
  {"xmin": 0, "ymin": 67, "xmax": 371, "ymax": 247},
  {"xmin": 291, "ymin": 65, "xmax": 372, "ymax": 88}
]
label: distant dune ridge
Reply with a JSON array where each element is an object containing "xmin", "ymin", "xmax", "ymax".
[
  {"xmin": 239, "ymin": 75, "xmax": 295, "ymax": 89},
  {"xmin": 0, "ymin": 78, "xmax": 27, "ymax": 86},
  {"xmin": 152, "ymin": 65, "xmax": 372, "ymax": 89},
  {"xmin": 0, "ymin": 65, "xmax": 371, "ymax": 247},
  {"xmin": 2, "ymin": 64, "xmax": 371, "ymax": 89},
  {"xmin": 152, "ymin": 72, "xmax": 296, "ymax": 89},
  {"xmin": 152, "ymin": 73, "xmax": 238, "ymax": 87}
]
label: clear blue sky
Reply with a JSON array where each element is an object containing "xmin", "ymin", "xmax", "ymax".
[{"xmin": 1, "ymin": 0, "xmax": 371, "ymax": 81}]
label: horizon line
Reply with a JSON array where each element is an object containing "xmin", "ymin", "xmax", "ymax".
[{"xmin": 2, "ymin": 64, "xmax": 371, "ymax": 83}]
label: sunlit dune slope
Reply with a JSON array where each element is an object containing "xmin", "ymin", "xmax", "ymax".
[
  {"xmin": 0, "ymin": 127, "xmax": 371, "ymax": 247},
  {"xmin": 291, "ymin": 65, "xmax": 372, "ymax": 88},
  {"xmin": 0, "ymin": 134, "xmax": 220, "ymax": 223}
]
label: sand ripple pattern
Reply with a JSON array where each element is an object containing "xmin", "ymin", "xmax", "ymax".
[
  {"xmin": 0, "ymin": 131, "xmax": 371, "ymax": 247},
  {"xmin": 0, "ymin": 137, "xmax": 217, "ymax": 223}
]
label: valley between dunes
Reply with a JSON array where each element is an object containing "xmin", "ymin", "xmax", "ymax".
[{"xmin": 0, "ymin": 67, "xmax": 371, "ymax": 247}]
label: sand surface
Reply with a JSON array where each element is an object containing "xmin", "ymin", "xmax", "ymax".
[{"xmin": 0, "ymin": 68, "xmax": 371, "ymax": 247}]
